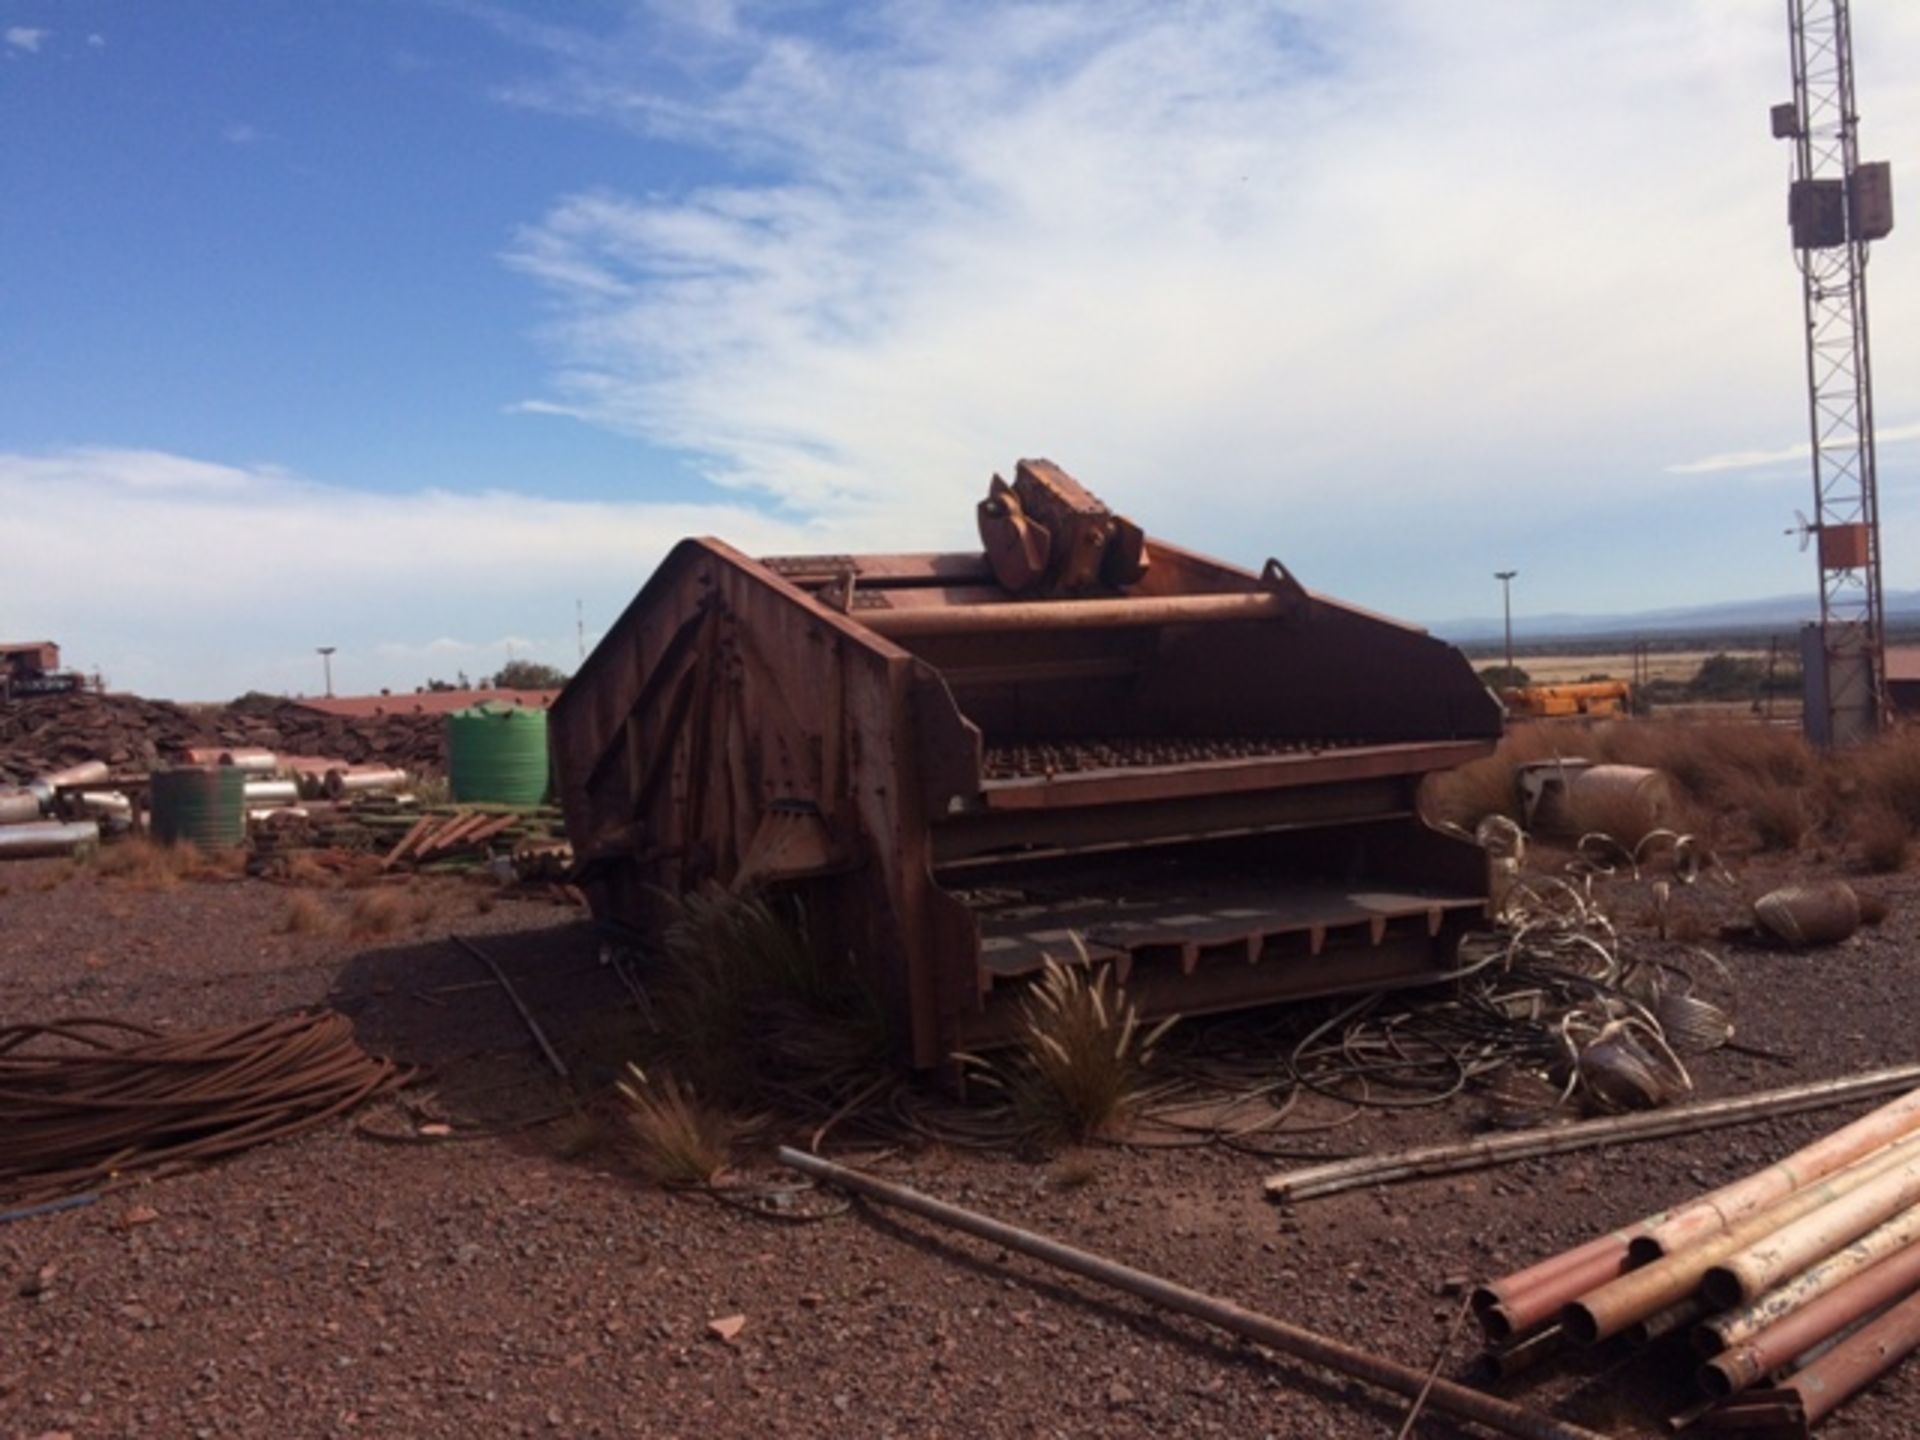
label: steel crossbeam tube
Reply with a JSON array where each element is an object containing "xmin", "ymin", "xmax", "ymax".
[{"xmin": 780, "ymin": 1148, "xmax": 1604, "ymax": 1440}]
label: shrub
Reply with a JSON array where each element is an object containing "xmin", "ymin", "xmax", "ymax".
[
  {"xmin": 1421, "ymin": 753, "xmax": 1522, "ymax": 829},
  {"xmin": 1857, "ymin": 730, "xmax": 1920, "ymax": 828},
  {"xmin": 1856, "ymin": 805, "xmax": 1912, "ymax": 874},
  {"xmin": 975, "ymin": 942, "xmax": 1173, "ymax": 1149},
  {"xmin": 616, "ymin": 1065, "xmax": 736, "ymax": 1185},
  {"xmin": 1732, "ymin": 775, "xmax": 1811, "ymax": 852},
  {"xmin": 348, "ymin": 888, "xmax": 408, "ymax": 938},
  {"xmin": 279, "ymin": 890, "xmax": 336, "ymax": 935},
  {"xmin": 93, "ymin": 834, "xmax": 201, "ymax": 889},
  {"xmin": 651, "ymin": 887, "xmax": 889, "ymax": 1107}
]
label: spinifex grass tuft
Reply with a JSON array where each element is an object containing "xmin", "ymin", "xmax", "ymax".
[
  {"xmin": 615, "ymin": 1064, "xmax": 737, "ymax": 1186},
  {"xmin": 971, "ymin": 938, "xmax": 1174, "ymax": 1150}
]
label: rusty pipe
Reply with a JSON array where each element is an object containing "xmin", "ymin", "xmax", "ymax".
[
  {"xmin": 0, "ymin": 819, "xmax": 99, "ymax": 858},
  {"xmin": 1563, "ymin": 1130, "xmax": 1920, "ymax": 1345},
  {"xmin": 1701, "ymin": 1148, "xmax": 1920, "ymax": 1309},
  {"xmin": 0, "ymin": 790, "xmax": 42, "ymax": 825},
  {"xmin": 324, "ymin": 766, "xmax": 408, "ymax": 798},
  {"xmin": 857, "ymin": 591, "xmax": 1288, "ymax": 637},
  {"xmin": 1470, "ymin": 1077, "xmax": 1920, "ymax": 1340},
  {"xmin": 1476, "ymin": 1326, "xmax": 1568, "ymax": 1382},
  {"xmin": 1697, "ymin": 1199, "xmax": 1920, "ymax": 1356},
  {"xmin": 1700, "ymin": 1237, "xmax": 1920, "ymax": 1398},
  {"xmin": 27, "ymin": 761, "xmax": 109, "ymax": 806},
  {"xmin": 218, "ymin": 748, "xmax": 279, "ymax": 772},
  {"xmin": 1624, "ymin": 1296, "xmax": 1707, "ymax": 1348},
  {"xmin": 1478, "ymin": 1240, "xmax": 1647, "ymax": 1341},
  {"xmin": 1630, "ymin": 1082, "xmax": 1920, "ymax": 1264},
  {"xmin": 1271, "ymin": 1068, "xmax": 1920, "ymax": 1206},
  {"xmin": 778, "ymin": 1148, "xmax": 1604, "ymax": 1440}
]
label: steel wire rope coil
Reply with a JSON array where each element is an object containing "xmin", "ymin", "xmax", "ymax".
[{"xmin": 0, "ymin": 1011, "xmax": 410, "ymax": 1205}]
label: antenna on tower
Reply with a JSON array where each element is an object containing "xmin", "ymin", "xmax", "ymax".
[
  {"xmin": 576, "ymin": 599, "xmax": 586, "ymax": 662},
  {"xmin": 1775, "ymin": 0, "xmax": 1895, "ymax": 747}
]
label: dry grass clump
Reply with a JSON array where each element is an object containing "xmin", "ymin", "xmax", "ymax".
[
  {"xmin": 92, "ymin": 834, "xmax": 209, "ymax": 889},
  {"xmin": 1048, "ymin": 1153, "xmax": 1101, "ymax": 1190},
  {"xmin": 279, "ymin": 890, "xmax": 337, "ymax": 935},
  {"xmin": 1855, "ymin": 804, "xmax": 1911, "ymax": 874},
  {"xmin": 283, "ymin": 851, "xmax": 338, "ymax": 888},
  {"xmin": 616, "ymin": 1064, "xmax": 737, "ymax": 1185},
  {"xmin": 1615, "ymin": 724, "xmax": 1814, "ymax": 808},
  {"xmin": 34, "ymin": 859, "xmax": 77, "ymax": 892},
  {"xmin": 974, "ymin": 943, "xmax": 1173, "ymax": 1149},
  {"xmin": 348, "ymin": 888, "xmax": 408, "ymax": 938},
  {"xmin": 1730, "ymin": 775, "xmax": 1813, "ymax": 853},
  {"xmin": 407, "ymin": 887, "xmax": 440, "ymax": 927},
  {"xmin": 651, "ymin": 887, "xmax": 889, "ymax": 1107},
  {"xmin": 545, "ymin": 1108, "xmax": 610, "ymax": 1161},
  {"xmin": 1854, "ymin": 729, "xmax": 1920, "ymax": 827},
  {"xmin": 1421, "ymin": 754, "xmax": 1523, "ymax": 829}
]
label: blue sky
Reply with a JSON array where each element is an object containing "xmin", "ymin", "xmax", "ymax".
[{"xmin": 4, "ymin": 1, "xmax": 1919, "ymax": 698}]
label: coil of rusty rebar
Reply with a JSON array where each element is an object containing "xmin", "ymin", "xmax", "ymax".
[{"xmin": 0, "ymin": 1011, "xmax": 408, "ymax": 1206}]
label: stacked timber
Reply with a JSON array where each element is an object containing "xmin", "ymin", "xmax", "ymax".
[{"xmin": 1473, "ymin": 1084, "xmax": 1920, "ymax": 1431}]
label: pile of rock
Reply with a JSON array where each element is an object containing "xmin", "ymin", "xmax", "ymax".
[{"xmin": 0, "ymin": 692, "xmax": 449, "ymax": 787}]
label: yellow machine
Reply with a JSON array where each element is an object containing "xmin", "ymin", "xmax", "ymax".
[{"xmin": 1501, "ymin": 680, "xmax": 1632, "ymax": 720}]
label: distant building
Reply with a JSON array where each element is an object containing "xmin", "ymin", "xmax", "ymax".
[{"xmin": 1886, "ymin": 648, "xmax": 1920, "ymax": 716}]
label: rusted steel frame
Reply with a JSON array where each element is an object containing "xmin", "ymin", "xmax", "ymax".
[
  {"xmin": 758, "ymin": 551, "xmax": 992, "ymax": 587},
  {"xmin": 980, "ymin": 740, "xmax": 1492, "ymax": 812},
  {"xmin": 580, "ymin": 602, "xmax": 713, "ymax": 793},
  {"xmin": 1699, "ymin": 1199, "xmax": 1920, "ymax": 1357},
  {"xmin": 1702, "ymin": 1149, "xmax": 1920, "ymax": 1309},
  {"xmin": 934, "ymin": 780, "xmax": 1410, "ymax": 868},
  {"xmin": 1565, "ymin": 1131, "xmax": 1920, "ymax": 1346},
  {"xmin": 777, "ymin": 1148, "xmax": 1605, "ymax": 1440},
  {"xmin": 857, "ymin": 590, "xmax": 1290, "ymax": 637},
  {"xmin": 1701, "ymin": 1236, "xmax": 1920, "ymax": 1398}
]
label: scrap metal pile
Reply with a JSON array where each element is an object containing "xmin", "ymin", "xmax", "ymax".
[
  {"xmin": 0, "ymin": 1012, "xmax": 407, "ymax": 1209},
  {"xmin": 1472, "ymin": 1083, "xmax": 1920, "ymax": 1435},
  {"xmin": 0, "ymin": 689, "xmax": 448, "ymax": 786}
]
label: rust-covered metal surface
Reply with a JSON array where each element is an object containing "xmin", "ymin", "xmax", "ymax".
[{"xmin": 551, "ymin": 461, "xmax": 1504, "ymax": 1067}]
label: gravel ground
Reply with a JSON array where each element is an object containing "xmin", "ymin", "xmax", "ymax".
[{"xmin": 1, "ymin": 853, "xmax": 1917, "ymax": 1439}]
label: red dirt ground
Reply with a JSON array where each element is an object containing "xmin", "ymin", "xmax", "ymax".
[{"xmin": 2, "ymin": 850, "xmax": 1916, "ymax": 1439}]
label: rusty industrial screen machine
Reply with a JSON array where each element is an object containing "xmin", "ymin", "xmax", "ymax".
[{"xmin": 552, "ymin": 463, "xmax": 1504, "ymax": 1068}]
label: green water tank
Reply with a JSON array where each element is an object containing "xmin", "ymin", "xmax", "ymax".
[
  {"xmin": 150, "ymin": 765, "xmax": 248, "ymax": 847},
  {"xmin": 447, "ymin": 704, "xmax": 551, "ymax": 805}
]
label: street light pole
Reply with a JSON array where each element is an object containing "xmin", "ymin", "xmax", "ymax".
[
  {"xmin": 1493, "ymin": 571, "xmax": 1518, "ymax": 685},
  {"xmin": 316, "ymin": 646, "xmax": 336, "ymax": 698}
]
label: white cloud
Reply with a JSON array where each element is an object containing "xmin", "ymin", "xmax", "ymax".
[
  {"xmin": 5, "ymin": 26, "xmax": 48, "ymax": 53},
  {"xmin": 1668, "ymin": 422, "xmax": 1920, "ymax": 476},
  {"xmin": 87, "ymin": 32, "xmax": 104, "ymax": 48},
  {"xmin": 494, "ymin": 1, "xmax": 1920, "ymax": 617},
  {"xmin": 1, "ymin": 447, "xmax": 870, "ymax": 700},
  {"xmin": 222, "ymin": 123, "xmax": 265, "ymax": 146}
]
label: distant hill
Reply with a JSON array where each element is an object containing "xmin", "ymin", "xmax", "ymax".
[{"xmin": 1433, "ymin": 589, "xmax": 1920, "ymax": 648}]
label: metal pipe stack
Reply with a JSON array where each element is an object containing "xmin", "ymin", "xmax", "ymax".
[{"xmin": 1474, "ymin": 1084, "xmax": 1920, "ymax": 1431}]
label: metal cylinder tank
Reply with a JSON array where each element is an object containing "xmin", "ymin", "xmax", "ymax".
[
  {"xmin": 150, "ymin": 766, "xmax": 248, "ymax": 847},
  {"xmin": 447, "ymin": 704, "xmax": 550, "ymax": 805}
]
